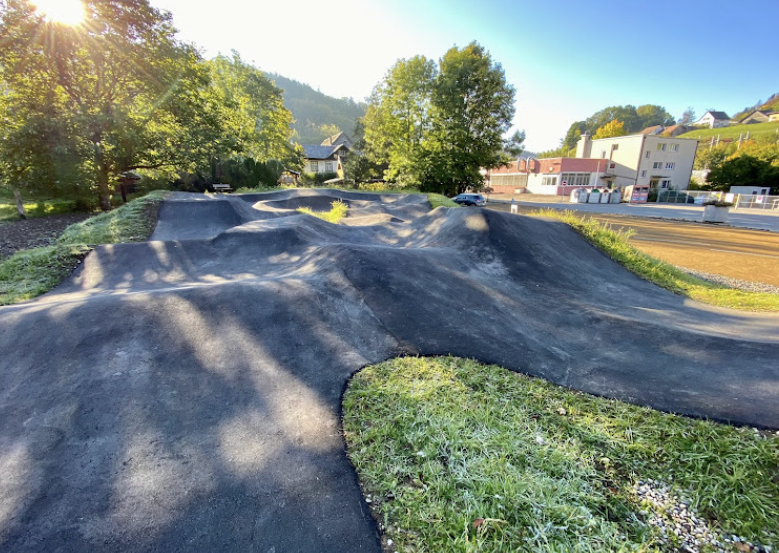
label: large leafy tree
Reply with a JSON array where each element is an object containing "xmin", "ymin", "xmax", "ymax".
[
  {"xmin": 210, "ymin": 52, "xmax": 296, "ymax": 164},
  {"xmin": 363, "ymin": 55, "xmax": 437, "ymax": 186},
  {"xmin": 421, "ymin": 42, "xmax": 516, "ymax": 195},
  {"xmin": 593, "ymin": 120, "xmax": 626, "ymax": 139},
  {"xmin": 707, "ymin": 155, "xmax": 779, "ymax": 193},
  {"xmin": 0, "ymin": 0, "xmax": 228, "ymax": 210}
]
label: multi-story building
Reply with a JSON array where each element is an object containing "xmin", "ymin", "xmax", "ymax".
[
  {"xmin": 576, "ymin": 133, "xmax": 698, "ymax": 191},
  {"xmin": 486, "ymin": 133, "xmax": 698, "ymax": 196}
]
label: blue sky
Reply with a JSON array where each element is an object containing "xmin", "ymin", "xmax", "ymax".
[{"xmin": 151, "ymin": 0, "xmax": 779, "ymax": 151}]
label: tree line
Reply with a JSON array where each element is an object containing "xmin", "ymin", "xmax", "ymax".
[
  {"xmin": 0, "ymin": 0, "xmax": 301, "ymax": 214},
  {"xmin": 1, "ymin": 1, "xmax": 522, "ymax": 210}
]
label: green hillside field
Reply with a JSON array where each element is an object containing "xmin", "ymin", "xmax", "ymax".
[{"xmin": 678, "ymin": 120, "xmax": 779, "ymax": 142}]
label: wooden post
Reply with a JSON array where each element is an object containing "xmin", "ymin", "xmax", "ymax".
[{"xmin": 13, "ymin": 187, "xmax": 26, "ymax": 220}]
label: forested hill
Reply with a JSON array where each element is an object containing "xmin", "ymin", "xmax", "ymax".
[{"xmin": 268, "ymin": 73, "xmax": 366, "ymax": 144}]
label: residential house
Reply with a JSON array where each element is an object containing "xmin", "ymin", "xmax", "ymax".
[
  {"xmin": 660, "ymin": 124, "xmax": 692, "ymax": 137},
  {"xmin": 694, "ymin": 111, "xmax": 731, "ymax": 128},
  {"xmin": 640, "ymin": 125, "xmax": 665, "ymax": 135},
  {"xmin": 740, "ymin": 110, "xmax": 772, "ymax": 124},
  {"xmin": 770, "ymin": 113, "xmax": 779, "ymax": 122},
  {"xmin": 301, "ymin": 133, "xmax": 353, "ymax": 178}
]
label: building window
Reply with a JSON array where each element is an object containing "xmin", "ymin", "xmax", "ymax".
[
  {"xmin": 561, "ymin": 172, "xmax": 591, "ymax": 186},
  {"xmin": 660, "ymin": 179, "xmax": 671, "ymax": 189},
  {"xmin": 665, "ymin": 162, "xmax": 675, "ymax": 170},
  {"xmin": 657, "ymin": 143, "xmax": 667, "ymax": 151},
  {"xmin": 641, "ymin": 170, "xmax": 647, "ymax": 178},
  {"xmin": 670, "ymin": 144, "xmax": 679, "ymax": 152},
  {"xmin": 645, "ymin": 151, "xmax": 650, "ymax": 159},
  {"xmin": 311, "ymin": 161, "xmax": 319, "ymax": 171},
  {"xmin": 653, "ymin": 162, "xmax": 662, "ymax": 169},
  {"xmin": 541, "ymin": 176, "xmax": 558, "ymax": 186},
  {"xmin": 325, "ymin": 162, "xmax": 333, "ymax": 172}
]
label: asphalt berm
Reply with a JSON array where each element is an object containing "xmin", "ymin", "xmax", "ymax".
[{"xmin": 1, "ymin": 189, "xmax": 778, "ymax": 552}]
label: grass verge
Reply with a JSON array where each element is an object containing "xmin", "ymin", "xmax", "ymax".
[
  {"xmin": 428, "ymin": 193, "xmax": 461, "ymax": 208},
  {"xmin": 0, "ymin": 191, "xmax": 169, "ymax": 305},
  {"xmin": 297, "ymin": 199, "xmax": 349, "ymax": 223},
  {"xmin": 532, "ymin": 208, "xmax": 779, "ymax": 312},
  {"xmin": 343, "ymin": 356, "xmax": 779, "ymax": 552}
]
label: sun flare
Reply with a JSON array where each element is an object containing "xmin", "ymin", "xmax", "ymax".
[{"xmin": 32, "ymin": 0, "xmax": 86, "ymax": 26}]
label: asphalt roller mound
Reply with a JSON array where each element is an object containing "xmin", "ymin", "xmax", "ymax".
[{"xmin": 1, "ymin": 189, "xmax": 778, "ymax": 552}]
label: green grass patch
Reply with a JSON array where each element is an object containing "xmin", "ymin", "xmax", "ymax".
[
  {"xmin": 58, "ymin": 190, "xmax": 168, "ymax": 245},
  {"xmin": 0, "ymin": 244, "xmax": 91, "ymax": 304},
  {"xmin": 532, "ymin": 209, "xmax": 779, "ymax": 312},
  {"xmin": 0, "ymin": 191, "xmax": 169, "ymax": 305},
  {"xmin": 296, "ymin": 199, "xmax": 349, "ymax": 223},
  {"xmin": 677, "ymin": 120, "xmax": 779, "ymax": 142},
  {"xmin": 0, "ymin": 198, "xmax": 80, "ymax": 221},
  {"xmin": 428, "ymin": 193, "xmax": 461, "ymax": 208},
  {"xmin": 343, "ymin": 356, "xmax": 779, "ymax": 552}
]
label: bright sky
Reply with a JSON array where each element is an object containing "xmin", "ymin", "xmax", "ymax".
[{"xmin": 151, "ymin": 0, "xmax": 779, "ymax": 152}]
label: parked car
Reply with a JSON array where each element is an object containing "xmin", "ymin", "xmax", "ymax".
[{"xmin": 452, "ymin": 193, "xmax": 486, "ymax": 207}]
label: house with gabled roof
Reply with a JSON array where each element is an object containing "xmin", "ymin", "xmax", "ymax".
[
  {"xmin": 740, "ymin": 110, "xmax": 773, "ymax": 124},
  {"xmin": 694, "ymin": 111, "xmax": 731, "ymax": 128},
  {"xmin": 301, "ymin": 133, "xmax": 354, "ymax": 177}
]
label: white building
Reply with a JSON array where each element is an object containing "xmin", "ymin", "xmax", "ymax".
[
  {"xmin": 576, "ymin": 133, "xmax": 698, "ymax": 191},
  {"xmin": 694, "ymin": 111, "xmax": 731, "ymax": 128}
]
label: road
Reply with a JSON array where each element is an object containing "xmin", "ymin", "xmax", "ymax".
[{"xmin": 487, "ymin": 203, "xmax": 779, "ymax": 287}]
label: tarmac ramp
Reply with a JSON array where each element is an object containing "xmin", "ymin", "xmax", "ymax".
[{"xmin": 1, "ymin": 189, "xmax": 778, "ymax": 552}]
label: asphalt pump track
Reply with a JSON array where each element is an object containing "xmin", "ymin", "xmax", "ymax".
[{"xmin": 1, "ymin": 189, "xmax": 778, "ymax": 551}]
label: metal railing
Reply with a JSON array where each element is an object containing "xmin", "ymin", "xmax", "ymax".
[{"xmin": 656, "ymin": 190, "xmax": 779, "ymax": 210}]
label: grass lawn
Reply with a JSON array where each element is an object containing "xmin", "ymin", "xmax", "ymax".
[
  {"xmin": 0, "ymin": 192, "xmax": 80, "ymax": 222},
  {"xmin": 343, "ymin": 357, "xmax": 779, "ymax": 552},
  {"xmin": 0, "ymin": 191, "xmax": 168, "ymax": 305},
  {"xmin": 677, "ymin": 121, "xmax": 779, "ymax": 142},
  {"xmin": 531, "ymin": 209, "xmax": 779, "ymax": 312},
  {"xmin": 297, "ymin": 199, "xmax": 349, "ymax": 223}
]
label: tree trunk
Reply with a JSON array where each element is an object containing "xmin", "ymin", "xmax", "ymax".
[
  {"xmin": 94, "ymin": 145, "xmax": 112, "ymax": 211},
  {"xmin": 13, "ymin": 187, "xmax": 26, "ymax": 219},
  {"xmin": 97, "ymin": 174, "xmax": 112, "ymax": 212}
]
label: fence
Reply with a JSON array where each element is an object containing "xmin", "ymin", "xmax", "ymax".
[{"xmin": 657, "ymin": 190, "xmax": 779, "ymax": 210}]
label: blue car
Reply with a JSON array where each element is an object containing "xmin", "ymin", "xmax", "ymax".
[{"xmin": 452, "ymin": 193, "xmax": 487, "ymax": 207}]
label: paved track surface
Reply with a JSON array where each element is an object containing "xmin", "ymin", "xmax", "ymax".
[
  {"xmin": 488, "ymin": 203, "xmax": 779, "ymax": 286},
  {"xmin": 2, "ymin": 190, "xmax": 779, "ymax": 552}
]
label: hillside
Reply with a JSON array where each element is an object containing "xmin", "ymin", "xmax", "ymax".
[
  {"xmin": 731, "ymin": 92, "xmax": 779, "ymax": 122},
  {"xmin": 678, "ymin": 120, "xmax": 779, "ymax": 142},
  {"xmin": 268, "ymin": 73, "xmax": 366, "ymax": 144}
]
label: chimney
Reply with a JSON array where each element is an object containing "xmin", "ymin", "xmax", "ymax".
[{"xmin": 576, "ymin": 133, "xmax": 592, "ymax": 159}]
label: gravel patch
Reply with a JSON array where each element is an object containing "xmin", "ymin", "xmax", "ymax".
[
  {"xmin": 0, "ymin": 213, "xmax": 92, "ymax": 260},
  {"xmin": 676, "ymin": 266, "xmax": 779, "ymax": 295},
  {"xmin": 636, "ymin": 479, "xmax": 773, "ymax": 552}
]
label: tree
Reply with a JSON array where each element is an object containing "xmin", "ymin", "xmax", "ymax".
[
  {"xmin": 0, "ymin": 0, "xmax": 228, "ymax": 210},
  {"xmin": 707, "ymin": 155, "xmax": 779, "ymax": 193},
  {"xmin": 363, "ymin": 55, "xmax": 437, "ymax": 186},
  {"xmin": 678, "ymin": 107, "xmax": 696, "ymax": 125},
  {"xmin": 593, "ymin": 120, "xmax": 626, "ymax": 139},
  {"xmin": 562, "ymin": 122, "xmax": 585, "ymax": 150},
  {"xmin": 636, "ymin": 104, "xmax": 675, "ymax": 128},
  {"xmin": 420, "ymin": 42, "xmax": 516, "ymax": 195},
  {"xmin": 210, "ymin": 52, "xmax": 296, "ymax": 164}
]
